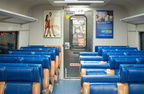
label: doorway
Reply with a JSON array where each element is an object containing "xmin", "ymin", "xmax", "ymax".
[{"xmin": 64, "ymin": 10, "xmax": 93, "ymax": 78}]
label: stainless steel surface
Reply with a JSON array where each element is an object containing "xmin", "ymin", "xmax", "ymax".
[{"xmin": 64, "ymin": 10, "xmax": 93, "ymax": 78}]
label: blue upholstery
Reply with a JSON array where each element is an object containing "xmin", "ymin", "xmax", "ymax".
[
  {"xmin": 0, "ymin": 66, "xmax": 41, "ymax": 94},
  {"xmin": 108, "ymin": 55, "xmax": 144, "ymax": 61},
  {"xmin": 80, "ymin": 63, "xmax": 110, "ymax": 69},
  {"xmin": 81, "ymin": 46, "xmax": 144, "ymax": 94},
  {"xmin": 101, "ymin": 49, "xmax": 138, "ymax": 56},
  {"xmin": 90, "ymin": 83, "xmax": 117, "ymax": 94},
  {"xmin": 80, "ymin": 56, "xmax": 104, "ymax": 61},
  {"xmin": 86, "ymin": 69, "xmax": 119, "ymax": 75},
  {"xmin": 8, "ymin": 50, "xmax": 56, "ymax": 60},
  {"xmin": 0, "ymin": 54, "xmax": 51, "ymax": 64},
  {"xmin": 5, "ymin": 82, "xmax": 33, "ymax": 94},
  {"xmin": 89, "ymin": 69, "xmax": 118, "ymax": 75},
  {"xmin": 99, "ymin": 47, "xmax": 135, "ymax": 55},
  {"xmin": 20, "ymin": 47, "xmax": 59, "ymax": 55},
  {"xmin": 88, "ymin": 83, "xmax": 144, "ymax": 94},
  {"xmin": 108, "ymin": 57, "xmax": 144, "ymax": 69},
  {"xmin": 81, "ymin": 61, "xmax": 104, "ymax": 64},
  {"xmin": 80, "ymin": 51, "xmax": 142, "ymax": 62},
  {"xmin": 0, "ymin": 63, "xmax": 43, "ymax": 77},
  {"xmin": 120, "ymin": 64, "xmax": 144, "ymax": 69},
  {"xmin": 0, "ymin": 56, "xmax": 50, "ymax": 69},
  {"xmin": 95, "ymin": 46, "xmax": 128, "ymax": 52},
  {"xmin": 103, "ymin": 51, "xmax": 144, "ymax": 60},
  {"xmin": 79, "ymin": 52, "xmax": 99, "ymax": 56},
  {"xmin": 81, "ymin": 65, "xmax": 144, "ymax": 85},
  {"xmin": 103, "ymin": 52, "xmax": 128, "ymax": 60},
  {"xmin": 125, "ymin": 51, "xmax": 144, "ymax": 55},
  {"xmin": 0, "ymin": 66, "xmax": 40, "ymax": 82},
  {"xmin": 86, "ymin": 69, "xmax": 108, "ymax": 75},
  {"xmin": 129, "ymin": 83, "xmax": 144, "ymax": 94},
  {"xmin": 80, "ymin": 58, "xmax": 144, "ymax": 70},
  {"xmin": 0, "ymin": 63, "xmax": 43, "ymax": 92},
  {"xmin": 120, "ymin": 67, "xmax": 144, "ymax": 82},
  {"xmin": 82, "ymin": 75, "xmax": 120, "ymax": 84}
]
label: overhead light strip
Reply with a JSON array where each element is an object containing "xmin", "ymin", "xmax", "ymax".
[{"xmin": 54, "ymin": 1, "xmax": 104, "ymax": 4}]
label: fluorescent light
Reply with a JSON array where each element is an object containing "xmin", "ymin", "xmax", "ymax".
[
  {"xmin": 68, "ymin": 5, "xmax": 89, "ymax": 8},
  {"xmin": 54, "ymin": 1, "xmax": 104, "ymax": 4}
]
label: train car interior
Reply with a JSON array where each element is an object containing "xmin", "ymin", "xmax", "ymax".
[{"xmin": 1, "ymin": 0, "xmax": 144, "ymax": 94}]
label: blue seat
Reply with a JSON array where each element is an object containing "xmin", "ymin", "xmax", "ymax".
[
  {"xmin": 79, "ymin": 52, "xmax": 99, "ymax": 56},
  {"xmin": 80, "ymin": 57, "xmax": 144, "ymax": 70},
  {"xmin": 81, "ymin": 64, "xmax": 144, "ymax": 83},
  {"xmin": 82, "ymin": 65, "xmax": 144, "ymax": 90},
  {"xmin": 95, "ymin": 46, "xmax": 128, "ymax": 52},
  {"xmin": 103, "ymin": 51, "xmax": 144, "ymax": 60},
  {"xmin": 0, "ymin": 56, "xmax": 51, "ymax": 91},
  {"xmin": 8, "ymin": 50, "xmax": 56, "ymax": 61},
  {"xmin": 0, "ymin": 66, "xmax": 41, "ymax": 94},
  {"xmin": 19, "ymin": 47, "xmax": 60, "ymax": 69},
  {"xmin": 83, "ymin": 82, "xmax": 144, "ymax": 94},
  {"xmin": 101, "ymin": 48, "xmax": 138, "ymax": 56},
  {"xmin": 80, "ymin": 69, "xmax": 119, "ymax": 77},
  {"xmin": 108, "ymin": 55, "xmax": 144, "ymax": 61},
  {"xmin": 81, "ymin": 64, "xmax": 144, "ymax": 77},
  {"xmin": 80, "ymin": 56, "xmax": 104, "ymax": 61},
  {"xmin": 20, "ymin": 47, "xmax": 59, "ymax": 56},
  {"xmin": 82, "ymin": 66, "xmax": 144, "ymax": 94},
  {"xmin": 8, "ymin": 50, "xmax": 58, "ymax": 73},
  {"xmin": 0, "ymin": 63, "xmax": 44, "ymax": 91},
  {"xmin": 80, "ymin": 50, "xmax": 139, "ymax": 62}
]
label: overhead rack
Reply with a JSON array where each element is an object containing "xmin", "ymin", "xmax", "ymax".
[
  {"xmin": 0, "ymin": 9, "xmax": 38, "ymax": 24},
  {"xmin": 120, "ymin": 13, "xmax": 144, "ymax": 25}
]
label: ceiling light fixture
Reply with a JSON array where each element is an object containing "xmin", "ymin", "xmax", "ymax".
[
  {"xmin": 54, "ymin": 1, "xmax": 104, "ymax": 4},
  {"xmin": 68, "ymin": 5, "xmax": 89, "ymax": 8}
]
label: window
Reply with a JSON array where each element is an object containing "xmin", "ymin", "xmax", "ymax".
[{"xmin": 70, "ymin": 16, "xmax": 87, "ymax": 50}]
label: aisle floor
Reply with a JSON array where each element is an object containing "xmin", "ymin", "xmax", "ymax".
[{"xmin": 52, "ymin": 79, "xmax": 81, "ymax": 94}]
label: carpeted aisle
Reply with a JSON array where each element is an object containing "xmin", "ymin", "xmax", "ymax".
[{"xmin": 52, "ymin": 79, "xmax": 81, "ymax": 94}]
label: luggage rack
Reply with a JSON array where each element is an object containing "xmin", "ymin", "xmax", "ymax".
[
  {"xmin": 120, "ymin": 13, "xmax": 144, "ymax": 25},
  {"xmin": 0, "ymin": 9, "xmax": 38, "ymax": 24}
]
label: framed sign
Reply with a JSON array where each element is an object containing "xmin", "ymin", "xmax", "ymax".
[
  {"xmin": 44, "ymin": 10, "xmax": 61, "ymax": 38},
  {"xmin": 96, "ymin": 10, "xmax": 113, "ymax": 38}
]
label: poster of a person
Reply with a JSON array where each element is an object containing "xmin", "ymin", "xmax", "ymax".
[
  {"xmin": 96, "ymin": 11, "xmax": 113, "ymax": 21},
  {"xmin": 44, "ymin": 10, "xmax": 61, "ymax": 38}
]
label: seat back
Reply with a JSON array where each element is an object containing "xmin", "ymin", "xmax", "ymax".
[
  {"xmin": 120, "ymin": 67, "xmax": 144, "ymax": 82},
  {"xmin": 0, "ymin": 66, "xmax": 41, "ymax": 94},
  {"xmin": 83, "ymin": 82, "xmax": 144, "ymax": 94},
  {"xmin": 20, "ymin": 47, "xmax": 59, "ymax": 55},
  {"xmin": 8, "ymin": 50, "xmax": 56, "ymax": 61},
  {"xmin": 108, "ymin": 57, "xmax": 144, "ymax": 69}
]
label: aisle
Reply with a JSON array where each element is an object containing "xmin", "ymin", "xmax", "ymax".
[{"xmin": 52, "ymin": 79, "xmax": 81, "ymax": 94}]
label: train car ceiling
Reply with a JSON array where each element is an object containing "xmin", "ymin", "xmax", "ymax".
[{"xmin": 0, "ymin": 0, "xmax": 144, "ymax": 16}]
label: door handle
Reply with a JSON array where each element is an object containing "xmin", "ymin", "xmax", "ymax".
[{"xmin": 64, "ymin": 42, "xmax": 70, "ymax": 49}]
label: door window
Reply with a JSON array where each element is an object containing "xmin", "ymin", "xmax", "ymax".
[{"xmin": 70, "ymin": 16, "xmax": 87, "ymax": 50}]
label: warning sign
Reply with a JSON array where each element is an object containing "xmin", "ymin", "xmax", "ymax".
[{"xmin": 70, "ymin": 63, "xmax": 80, "ymax": 66}]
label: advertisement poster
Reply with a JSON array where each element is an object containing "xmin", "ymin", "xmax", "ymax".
[
  {"xmin": 71, "ymin": 16, "xmax": 86, "ymax": 47},
  {"xmin": 96, "ymin": 10, "xmax": 113, "ymax": 38},
  {"xmin": 44, "ymin": 10, "xmax": 61, "ymax": 38}
]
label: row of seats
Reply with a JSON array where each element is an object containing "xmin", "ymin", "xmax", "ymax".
[
  {"xmin": 79, "ymin": 46, "xmax": 144, "ymax": 94},
  {"xmin": 0, "ymin": 45, "xmax": 62, "ymax": 94}
]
